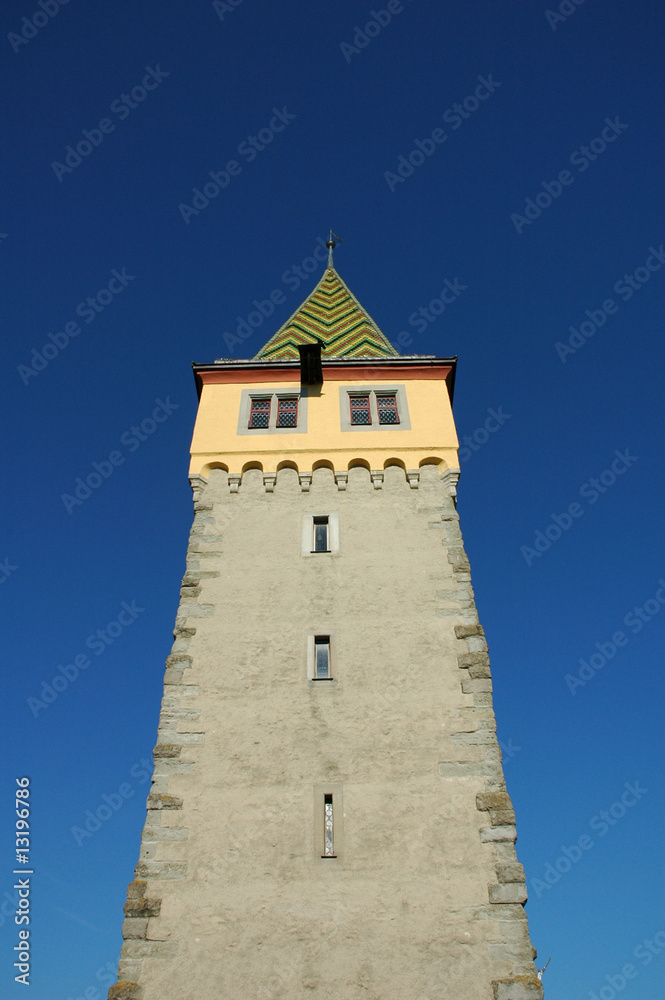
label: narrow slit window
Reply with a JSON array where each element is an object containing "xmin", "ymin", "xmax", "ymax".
[
  {"xmin": 276, "ymin": 397, "xmax": 298, "ymax": 428},
  {"xmin": 350, "ymin": 394, "xmax": 372, "ymax": 425},
  {"xmin": 377, "ymin": 393, "xmax": 399, "ymax": 424},
  {"xmin": 313, "ymin": 516, "xmax": 329, "ymax": 553},
  {"xmin": 314, "ymin": 636, "xmax": 331, "ymax": 679},
  {"xmin": 248, "ymin": 397, "xmax": 271, "ymax": 428},
  {"xmin": 323, "ymin": 794, "xmax": 334, "ymax": 857}
]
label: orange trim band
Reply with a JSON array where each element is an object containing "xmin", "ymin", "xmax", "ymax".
[{"xmin": 197, "ymin": 364, "xmax": 453, "ymax": 386}]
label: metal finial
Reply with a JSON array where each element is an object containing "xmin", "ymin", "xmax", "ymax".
[{"xmin": 325, "ymin": 229, "xmax": 343, "ymax": 268}]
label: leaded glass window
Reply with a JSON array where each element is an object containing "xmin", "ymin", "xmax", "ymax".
[
  {"xmin": 323, "ymin": 794, "xmax": 334, "ymax": 856},
  {"xmin": 350, "ymin": 394, "xmax": 371, "ymax": 425},
  {"xmin": 276, "ymin": 397, "xmax": 298, "ymax": 428},
  {"xmin": 248, "ymin": 397, "xmax": 271, "ymax": 428},
  {"xmin": 377, "ymin": 393, "xmax": 399, "ymax": 424}
]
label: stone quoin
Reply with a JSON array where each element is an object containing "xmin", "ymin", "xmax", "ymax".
[{"xmin": 105, "ymin": 246, "xmax": 542, "ymax": 999}]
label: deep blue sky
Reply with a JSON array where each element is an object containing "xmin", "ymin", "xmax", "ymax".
[{"xmin": 1, "ymin": 2, "xmax": 664, "ymax": 998}]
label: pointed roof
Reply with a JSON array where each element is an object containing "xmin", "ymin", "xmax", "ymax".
[{"xmin": 254, "ymin": 266, "xmax": 399, "ymax": 361}]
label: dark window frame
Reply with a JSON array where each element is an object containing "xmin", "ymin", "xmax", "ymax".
[
  {"xmin": 248, "ymin": 397, "xmax": 271, "ymax": 429},
  {"xmin": 376, "ymin": 392, "xmax": 400, "ymax": 425},
  {"xmin": 312, "ymin": 516, "xmax": 330, "ymax": 553},
  {"xmin": 349, "ymin": 394, "xmax": 372, "ymax": 426},
  {"xmin": 276, "ymin": 396, "xmax": 299, "ymax": 428},
  {"xmin": 313, "ymin": 635, "xmax": 331, "ymax": 679},
  {"xmin": 322, "ymin": 793, "xmax": 335, "ymax": 857}
]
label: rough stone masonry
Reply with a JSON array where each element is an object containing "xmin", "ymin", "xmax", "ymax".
[{"xmin": 107, "ymin": 462, "xmax": 542, "ymax": 1000}]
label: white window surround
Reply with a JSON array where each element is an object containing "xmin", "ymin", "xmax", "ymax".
[
  {"xmin": 237, "ymin": 387, "xmax": 308, "ymax": 435},
  {"xmin": 338, "ymin": 385, "xmax": 411, "ymax": 432},
  {"xmin": 301, "ymin": 513, "xmax": 340, "ymax": 556}
]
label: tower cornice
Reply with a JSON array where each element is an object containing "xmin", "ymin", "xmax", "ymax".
[{"xmin": 193, "ymin": 356, "xmax": 457, "ymax": 402}]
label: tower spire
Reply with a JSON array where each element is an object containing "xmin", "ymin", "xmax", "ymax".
[
  {"xmin": 254, "ymin": 249, "xmax": 398, "ymax": 361},
  {"xmin": 326, "ymin": 229, "xmax": 343, "ymax": 268}
]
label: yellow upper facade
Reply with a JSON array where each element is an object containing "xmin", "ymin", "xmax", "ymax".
[{"xmin": 190, "ymin": 262, "xmax": 459, "ymax": 479}]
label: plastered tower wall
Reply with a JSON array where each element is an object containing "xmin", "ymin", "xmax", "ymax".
[
  {"xmin": 110, "ymin": 467, "xmax": 541, "ymax": 1000},
  {"xmin": 108, "ymin": 260, "xmax": 542, "ymax": 1000}
]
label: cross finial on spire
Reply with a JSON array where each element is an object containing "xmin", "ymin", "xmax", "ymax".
[{"xmin": 325, "ymin": 229, "xmax": 343, "ymax": 268}]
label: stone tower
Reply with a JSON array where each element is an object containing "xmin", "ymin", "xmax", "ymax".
[{"xmin": 108, "ymin": 249, "xmax": 542, "ymax": 1000}]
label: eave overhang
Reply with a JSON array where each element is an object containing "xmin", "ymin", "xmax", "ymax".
[{"xmin": 192, "ymin": 356, "xmax": 457, "ymax": 405}]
